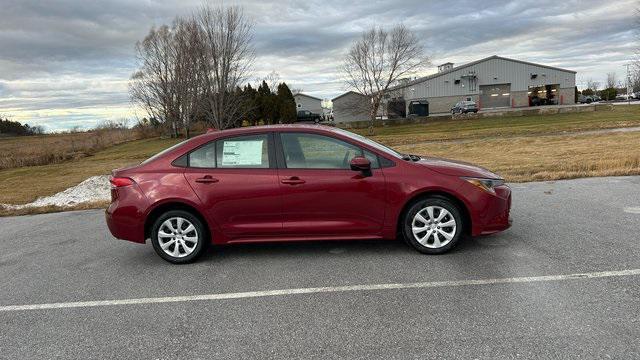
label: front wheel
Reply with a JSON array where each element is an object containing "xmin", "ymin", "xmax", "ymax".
[
  {"xmin": 403, "ymin": 196, "xmax": 464, "ymax": 254},
  {"xmin": 151, "ymin": 210, "xmax": 208, "ymax": 264}
]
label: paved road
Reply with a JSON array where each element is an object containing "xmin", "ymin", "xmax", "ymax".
[{"xmin": 1, "ymin": 176, "xmax": 639, "ymax": 359}]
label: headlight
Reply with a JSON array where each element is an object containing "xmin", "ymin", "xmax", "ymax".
[{"xmin": 461, "ymin": 177, "xmax": 505, "ymax": 194}]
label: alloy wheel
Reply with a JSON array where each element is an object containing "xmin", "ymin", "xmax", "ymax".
[
  {"xmin": 411, "ymin": 206, "xmax": 457, "ymax": 249},
  {"xmin": 157, "ymin": 217, "xmax": 199, "ymax": 258}
]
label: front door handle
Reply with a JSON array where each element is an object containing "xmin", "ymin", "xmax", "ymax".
[
  {"xmin": 281, "ymin": 176, "xmax": 306, "ymax": 185},
  {"xmin": 195, "ymin": 176, "xmax": 219, "ymax": 184}
]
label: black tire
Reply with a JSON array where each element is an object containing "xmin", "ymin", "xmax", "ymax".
[
  {"xmin": 402, "ymin": 196, "xmax": 464, "ymax": 254},
  {"xmin": 151, "ymin": 210, "xmax": 208, "ymax": 264}
]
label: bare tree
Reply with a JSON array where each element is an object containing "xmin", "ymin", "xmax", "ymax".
[
  {"xmin": 587, "ymin": 79, "xmax": 600, "ymax": 92},
  {"xmin": 173, "ymin": 18, "xmax": 205, "ymax": 137},
  {"xmin": 262, "ymin": 71, "xmax": 281, "ymax": 92},
  {"xmin": 197, "ymin": 5, "xmax": 255, "ymax": 130},
  {"xmin": 606, "ymin": 72, "xmax": 617, "ymax": 89},
  {"xmin": 343, "ymin": 24, "xmax": 429, "ymax": 133},
  {"xmin": 604, "ymin": 72, "xmax": 618, "ymax": 101},
  {"xmin": 130, "ymin": 25, "xmax": 179, "ymax": 137},
  {"xmin": 130, "ymin": 5, "xmax": 254, "ymax": 135}
]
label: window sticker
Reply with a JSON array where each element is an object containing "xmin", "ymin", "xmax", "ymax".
[{"xmin": 222, "ymin": 140, "xmax": 264, "ymax": 166}]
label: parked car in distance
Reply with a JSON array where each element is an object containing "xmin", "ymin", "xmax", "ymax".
[
  {"xmin": 296, "ymin": 110, "xmax": 322, "ymax": 123},
  {"xmin": 106, "ymin": 125, "xmax": 512, "ymax": 263},
  {"xmin": 578, "ymin": 94, "xmax": 593, "ymax": 104},
  {"xmin": 579, "ymin": 94, "xmax": 601, "ymax": 104},
  {"xmin": 451, "ymin": 101, "xmax": 478, "ymax": 114},
  {"xmin": 323, "ymin": 109, "xmax": 334, "ymax": 122}
]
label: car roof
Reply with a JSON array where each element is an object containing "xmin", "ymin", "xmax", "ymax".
[{"xmin": 200, "ymin": 124, "xmax": 339, "ymax": 140}]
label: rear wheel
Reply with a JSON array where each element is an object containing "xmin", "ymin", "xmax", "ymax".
[
  {"xmin": 151, "ymin": 210, "xmax": 207, "ymax": 264},
  {"xmin": 403, "ymin": 196, "xmax": 463, "ymax": 254}
]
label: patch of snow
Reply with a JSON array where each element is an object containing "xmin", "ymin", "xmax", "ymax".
[{"xmin": 0, "ymin": 175, "xmax": 111, "ymax": 210}]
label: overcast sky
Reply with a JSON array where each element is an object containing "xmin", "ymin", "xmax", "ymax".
[{"xmin": 0, "ymin": 0, "xmax": 636, "ymax": 131}]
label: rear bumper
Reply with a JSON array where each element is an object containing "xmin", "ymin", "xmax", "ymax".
[
  {"xmin": 105, "ymin": 206, "xmax": 145, "ymax": 244},
  {"xmin": 105, "ymin": 184, "xmax": 148, "ymax": 244}
]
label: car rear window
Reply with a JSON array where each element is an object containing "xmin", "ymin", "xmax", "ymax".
[{"xmin": 141, "ymin": 139, "xmax": 190, "ymax": 165}]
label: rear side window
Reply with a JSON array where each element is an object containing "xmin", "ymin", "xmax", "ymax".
[
  {"xmin": 189, "ymin": 142, "xmax": 216, "ymax": 168},
  {"xmin": 141, "ymin": 139, "xmax": 190, "ymax": 165},
  {"xmin": 216, "ymin": 134, "xmax": 270, "ymax": 168}
]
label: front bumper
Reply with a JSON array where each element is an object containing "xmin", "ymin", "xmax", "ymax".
[{"xmin": 471, "ymin": 185, "xmax": 512, "ymax": 236}]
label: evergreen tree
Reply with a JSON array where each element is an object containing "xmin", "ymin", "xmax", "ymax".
[
  {"xmin": 276, "ymin": 82, "xmax": 297, "ymax": 124},
  {"xmin": 243, "ymin": 84, "xmax": 259, "ymax": 126},
  {"xmin": 257, "ymin": 80, "xmax": 276, "ymax": 124}
]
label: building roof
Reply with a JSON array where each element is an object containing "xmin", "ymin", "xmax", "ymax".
[
  {"xmin": 331, "ymin": 91, "xmax": 368, "ymax": 102},
  {"xmin": 293, "ymin": 93, "xmax": 323, "ymax": 101},
  {"xmin": 391, "ymin": 55, "xmax": 577, "ymax": 91}
]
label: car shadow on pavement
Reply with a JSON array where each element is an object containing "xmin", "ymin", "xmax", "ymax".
[{"xmin": 192, "ymin": 234, "xmax": 503, "ymax": 263}]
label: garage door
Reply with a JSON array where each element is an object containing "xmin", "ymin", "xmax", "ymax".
[{"xmin": 479, "ymin": 84, "xmax": 511, "ymax": 109}]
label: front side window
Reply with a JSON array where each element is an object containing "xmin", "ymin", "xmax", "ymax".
[
  {"xmin": 216, "ymin": 134, "xmax": 270, "ymax": 168},
  {"xmin": 280, "ymin": 133, "xmax": 378, "ymax": 169},
  {"xmin": 332, "ymin": 128, "xmax": 402, "ymax": 159}
]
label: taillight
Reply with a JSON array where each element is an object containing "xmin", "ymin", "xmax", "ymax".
[{"xmin": 110, "ymin": 177, "xmax": 134, "ymax": 188}]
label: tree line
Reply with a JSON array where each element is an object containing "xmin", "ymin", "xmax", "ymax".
[
  {"xmin": 0, "ymin": 117, "xmax": 44, "ymax": 136},
  {"xmin": 579, "ymin": 72, "xmax": 640, "ymax": 101},
  {"xmin": 130, "ymin": 4, "xmax": 430, "ymax": 137}
]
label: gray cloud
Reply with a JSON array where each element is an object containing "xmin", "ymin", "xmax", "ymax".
[{"xmin": 0, "ymin": 0, "xmax": 636, "ymax": 131}]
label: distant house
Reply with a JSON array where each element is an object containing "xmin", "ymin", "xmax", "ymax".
[
  {"xmin": 293, "ymin": 93, "xmax": 323, "ymax": 114},
  {"xmin": 331, "ymin": 91, "xmax": 370, "ymax": 124}
]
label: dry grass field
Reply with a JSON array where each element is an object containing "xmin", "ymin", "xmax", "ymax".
[
  {"xmin": 0, "ymin": 128, "xmax": 148, "ymax": 170},
  {"xmin": 358, "ymin": 105, "xmax": 640, "ymax": 146},
  {"xmin": 393, "ymin": 132, "xmax": 640, "ymax": 182},
  {"xmin": 0, "ymin": 137, "xmax": 182, "ymax": 205},
  {"xmin": 0, "ymin": 106, "xmax": 639, "ymax": 215},
  {"xmin": 364, "ymin": 106, "xmax": 640, "ymax": 182}
]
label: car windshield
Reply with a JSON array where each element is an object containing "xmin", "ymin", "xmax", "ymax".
[{"xmin": 333, "ymin": 128, "xmax": 404, "ymax": 159}]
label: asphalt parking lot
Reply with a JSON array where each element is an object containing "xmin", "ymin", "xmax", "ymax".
[{"xmin": 1, "ymin": 176, "xmax": 640, "ymax": 359}]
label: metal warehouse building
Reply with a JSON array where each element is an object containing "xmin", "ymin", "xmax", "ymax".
[{"xmin": 386, "ymin": 55, "xmax": 576, "ymax": 116}]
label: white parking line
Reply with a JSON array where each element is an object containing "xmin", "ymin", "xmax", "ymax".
[{"xmin": 2, "ymin": 269, "xmax": 639, "ymax": 312}]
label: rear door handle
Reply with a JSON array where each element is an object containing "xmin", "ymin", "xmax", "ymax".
[
  {"xmin": 195, "ymin": 176, "xmax": 219, "ymax": 184},
  {"xmin": 281, "ymin": 177, "xmax": 305, "ymax": 185}
]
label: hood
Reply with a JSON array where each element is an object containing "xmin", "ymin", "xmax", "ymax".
[{"xmin": 416, "ymin": 156, "xmax": 501, "ymax": 179}]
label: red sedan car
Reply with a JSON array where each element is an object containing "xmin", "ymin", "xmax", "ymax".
[{"xmin": 106, "ymin": 125, "xmax": 511, "ymax": 263}]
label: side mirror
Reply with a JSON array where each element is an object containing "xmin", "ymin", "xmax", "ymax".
[{"xmin": 350, "ymin": 156, "xmax": 371, "ymax": 172}]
